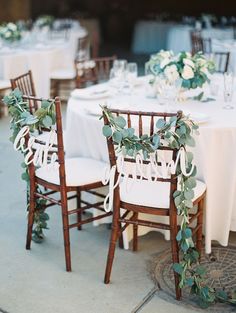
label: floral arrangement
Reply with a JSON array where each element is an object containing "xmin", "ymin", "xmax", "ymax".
[
  {"xmin": 0, "ymin": 22, "xmax": 22, "ymax": 43},
  {"xmin": 146, "ymin": 50, "xmax": 215, "ymax": 90},
  {"xmin": 102, "ymin": 105, "xmax": 236, "ymax": 308},
  {"xmin": 35, "ymin": 15, "xmax": 54, "ymax": 29},
  {"xmin": 3, "ymin": 88, "xmax": 56, "ymax": 243}
]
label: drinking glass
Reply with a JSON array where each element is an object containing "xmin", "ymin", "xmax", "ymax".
[
  {"xmin": 126, "ymin": 62, "xmax": 138, "ymax": 93},
  {"xmin": 112, "ymin": 59, "xmax": 127, "ymax": 92},
  {"xmin": 223, "ymin": 72, "xmax": 234, "ymax": 109}
]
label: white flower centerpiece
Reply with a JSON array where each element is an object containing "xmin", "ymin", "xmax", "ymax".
[
  {"xmin": 146, "ymin": 50, "xmax": 215, "ymax": 102},
  {"xmin": 34, "ymin": 15, "xmax": 54, "ymax": 29},
  {"xmin": 0, "ymin": 22, "xmax": 22, "ymax": 44}
]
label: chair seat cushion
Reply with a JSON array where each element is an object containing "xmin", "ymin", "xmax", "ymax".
[
  {"xmin": 0, "ymin": 79, "xmax": 10, "ymax": 90},
  {"xmin": 36, "ymin": 157, "xmax": 107, "ymax": 187},
  {"xmin": 50, "ymin": 69, "xmax": 76, "ymax": 80},
  {"xmin": 120, "ymin": 178, "xmax": 206, "ymax": 209}
]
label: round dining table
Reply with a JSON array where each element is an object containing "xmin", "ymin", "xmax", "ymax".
[
  {"xmin": 0, "ymin": 27, "xmax": 87, "ymax": 98},
  {"xmin": 65, "ymin": 76, "xmax": 236, "ymax": 253}
]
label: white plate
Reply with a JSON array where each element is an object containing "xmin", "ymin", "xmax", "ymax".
[
  {"xmin": 185, "ymin": 112, "xmax": 210, "ymax": 124},
  {"xmin": 71, "ymin": 86, "xmax": 111, "ymax": 100}
]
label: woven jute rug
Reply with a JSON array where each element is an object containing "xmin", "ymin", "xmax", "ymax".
[{"xmin": 148, "ymin": 245, "xmax": 236, "ymax": 312}]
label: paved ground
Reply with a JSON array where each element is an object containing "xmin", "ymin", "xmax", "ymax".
[{"xmin": 0, "ymin": 112, "xmax": 233, "ymax": 313}]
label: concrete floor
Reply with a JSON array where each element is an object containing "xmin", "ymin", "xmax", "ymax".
[{"xmin": 0, "ymin": 113, "xmax": 230, "ymax": 313}]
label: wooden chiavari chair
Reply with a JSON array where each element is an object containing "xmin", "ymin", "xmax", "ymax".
[
  {"xmin": 190, "ymin": 31, "xmax": 212, "ymax": 54},
  {"xmin": 210, "ymin": 52, "xmax": 230, "ymax": 73},
  {"xmin": 103, "ymin": 109, "xmax": 206, "ymax": 300},
  {"xmin": 22, "ymin": 95, "xmax": 111, "ymax": 271},
  {"xmin": 0, "ymin": 80, "xmax": 11, "ymax": 117},
  {"xmin": 10, "ymin": 71, "xmax": 37, "ymax": 113},
  {"xmin": 75, "ymin": 55, "xmax": 116, "ymax": 88}
]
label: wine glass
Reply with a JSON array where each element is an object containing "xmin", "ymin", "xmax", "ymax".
[
  {"xmin": 112, "ymin": 59, "xmax": 127, "ymax": 92},
  {"xmin": 223, "ymin": 72, "xmax": 234, "ymax": 109},
  {"xmin": 126, "ymin": 62, "xmax": 138, "ymax": 94}
]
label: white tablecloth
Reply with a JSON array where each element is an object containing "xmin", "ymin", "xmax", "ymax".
[
  {"xmin": 0, "ymin": 28, "xmax": 87, "ymax": 98},
  {"xmin": 65, "ymin": 77, "xmax": 236, "ymax": 253}
]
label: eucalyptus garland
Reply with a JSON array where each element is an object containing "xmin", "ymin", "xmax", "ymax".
[
  {"xmin": 101, "ymin": 106, "xmax": 236, "ymax": 308},
  {"xmin": 3, "ymin": 88, "xmax": 56, "ymax": 243}
]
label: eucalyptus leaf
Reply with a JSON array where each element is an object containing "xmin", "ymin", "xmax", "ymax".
[
  {"xmin": 42, "ymin": 115, "xmax": 53, "ymax": 128},
  {"xmin": 102, "ymin": 125, "xmax": 112, "ymax": 137},
  {"xmin": 114, "ymin": 116, "xmax": 126, "ymax": 128}
]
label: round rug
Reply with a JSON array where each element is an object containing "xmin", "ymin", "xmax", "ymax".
[{"xmin": 149, "ymin": 245, "xmax": 236, "ymax": 312}]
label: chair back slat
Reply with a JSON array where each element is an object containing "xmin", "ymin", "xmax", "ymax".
[
  {"xmin": 75, "ymin": 55, "xmax": 117, "ymax": 88},
  {"xmin": 11, "ymin": 71, "xmax": 37, "ymax": 113},
  {"xmin": 190, "ymin": 31, "xmax": 212, "ymax": 54},
  {"xmin": 211, "ymin": 52, "xmax": 230, "ymax": 73}
]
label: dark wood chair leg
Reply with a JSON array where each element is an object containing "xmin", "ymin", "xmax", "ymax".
[
  {"xmin": 133, "ymin": 212, "xmax": 138, "ymax": 252},
  {"xmin": 26, "ymin": 182, "xmax": 36, "ymax": 250},
  {"xmin": 118, "ymin": 209, "xmax": 124, "ymax": 249},
  {"xmin": 170, "ymin": 210, "xmax": 181, "ymax": 300},
  {"xmin": 77, "ymin": 190, "xmax": 82, "ymax": 230},
  {"xmin": 104, "ymin": 195, "xmax": 120, "ymax": 284},
  {"xmin": 60, "ymin": 190, "xmax": 72, "ymax": 272},
  {"xmin": 196, "ymin": 197, "xmax": 204, "ymax": 259}
]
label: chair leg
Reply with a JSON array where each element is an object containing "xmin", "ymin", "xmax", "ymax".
[
  {"xmin": 26, "ymin": 183, "xmax": 36, "ymax": 250},
  {"xmin": 104, "ymin": 195, "xmax": 120, "ymax": 284},
  {"xmin": 118, "ymin": 209, "xmax": 124, "ymax": 249},
  {"xmin": 169, "ymin": 209, "xmax": 181, "ymax": 300},
  {"xmin": 77, "ymin": 190, "xmax": 82, "ymax": 230},
  {"xmin": 196, "ymin": 197, "xmax": 204, "ymax": 260},
  {"xmin": 60, "ymin": 190, "xmax": 72, "ymax": 272},
  {"xmin": 133, "ymin": 212, "xmax": 138, "ymax": 252}
]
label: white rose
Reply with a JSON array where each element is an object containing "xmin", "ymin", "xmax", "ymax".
[
  {"xmin": 182, "ymin": 65, "xmax": 194, "ymax": 80},
  {"xmin": 160, "ymin": 58, "xmax": 171, "ymax": 69},
  {"xmin": 185, "ymin": 52, "xmax": 191, "ymax": 58},
  {"xmin": 164, "ymin": 64, "xmax": 179, "ymax": 83},
  {"xmin": 7, "ymin": 23, "xmax": 17, "ymax": 31},
  {"xmin": 183, "ymin": 58, "xmax": 195, "ymax": 69}
]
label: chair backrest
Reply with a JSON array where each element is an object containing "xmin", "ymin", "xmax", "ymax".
[
  {"xmin": 211, "ymin": 52, "xmax": 230, "ymax": 73},
  {"xmin": 76, "ymin": 34, "xmax": 91, "ymax": 61},
  {"xmin": 190, "ymin": 31, "xmax": 212, "ymax": 54},
  {"xmin": 10, "ymin": 71, "xmax": 37, "ymax": 113},
  {"xmin": 20, "ymin": 95, "xmax": 66, "ymax": 190},
  {"xmin": 75, "ymin": 55, "xmax": 117, "ymax": 88},
  {"xmin": 103, "ymin": 109, "xmax": 181, "ymax": 209}
]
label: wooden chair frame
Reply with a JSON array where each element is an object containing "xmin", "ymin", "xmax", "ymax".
[
  {"xmin": 190, "ymin": 31, "xmax": 212, "ymax": 54},
  {"xmin": 24, "ymin": 95, "xmax": 112, "ymax": 271},
  {"xmin": 103, "ymin": 109, "xmax": 205, "ymax": 300},
  {"xmin": 75, "ymin": 55, "xmax": 117, "ymax": 88}
]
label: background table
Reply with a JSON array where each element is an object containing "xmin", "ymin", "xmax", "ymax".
[
  {"xmin": 65, "ymin": 78, "xmax": 236, "ymax": 252},
  {"xmin": 132, "ymin": 20, "xmax": 234, "ymax": 54},
  {"xmin": 0, "ymin": 27, "xmax": 87, "ymax": 98}
]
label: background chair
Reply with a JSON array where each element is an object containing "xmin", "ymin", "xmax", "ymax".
[
  {"xmin": 22, "ymin": 95, "xmax": 112, "ymax": 271},
  {"xmin": 75, "ymin": 55, "xmax": 116, "ymax": 88},
  {"xmin": 102, "ymin": 109, "xmax": 206, "ymax": 300},
  {"xmin": 210, "ymin": 52, "xmax": 230, "ymax": 73},
  {"xmin": 50, "ymin": 34, "xmax": 96, "ymax": 98},
  {"xmin": 190, "ymin": 31, "xmax": 212, "ymax": 54},
  {"xmin": 0, "ymin": 79, "xmax": 11, "ymax": 118}
]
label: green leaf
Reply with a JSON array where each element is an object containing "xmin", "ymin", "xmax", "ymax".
[
  {"xmin": 42, "ymin": 115, "xmax": 53, "ymax": 128},
  {"xmin": 195, "ymin": 265, "xmax": 206, "ymax": 276},
  {"xmin": 102, "ymin": 125, "xmax": 112, "ymax": 137},
  {"xmin": 184, "ymin": 189, "xmax": 194, "ymax": 200},
  {"xmin": 186, "ymin": 136, "xmax": 195, "ymax": 147},
  {"xmin": 186, "ymin": 277, "xmax": 194, "ymax": 287},
  {"xmin": 173, "ymin": 190, "xmax": 181, "ymax": 197},
  {"xmin": 184, "ymin": 227, "xmax": 192, "ymax": 238},
  {"xmin": 127, "ymin": 127, "xmax": 135, "ymax": 137},
  {"xmin": 21, "ymin": 172, "xmax": 29, "ymax": 182},
  {"xmin": 112, "ymin": 131, "xmax": 122, "ymax": 143},
  {"xmin": 176, "ymin": 230, "xmax": 182, "ymax": 241},
  {"xmin": 185, "ymin": 199, "xmax": 193, "ymax": 208},
  {"xmin": 156, "ymin": 119, "xmax": 166, "ymax": 129},
  {"xmin": 174, "ymin": 195, "xmax": 182, "ymax": 206},
  {"xmin": 173, "ymin": 263, "xmax": 184, "ymax": 274},
  {"xmin": 41, "ymin": 100, "xmax": 51, "ymax": 109},
  {"xmin": 216, "ymin": 290, "xmax": 228, "ymax": 301},
  {"xmin": 114, "ymin": 116, "xmax": 126, "ymax": 128}
]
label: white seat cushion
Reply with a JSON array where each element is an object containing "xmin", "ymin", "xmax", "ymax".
[
  {"xmin": 36, "ymin": 157, "xmax": 107, "ymax": 186},
  {"xmin": 50, "ymin": 69, "xmax": 76, "ymax": 80},
  {"xmin": 0, "ymin": 79, "xmax": 10, "ymax": 90},
  {"xmin": 120, "ymin": 178, "xmax": 206, "ymax": 209}
]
